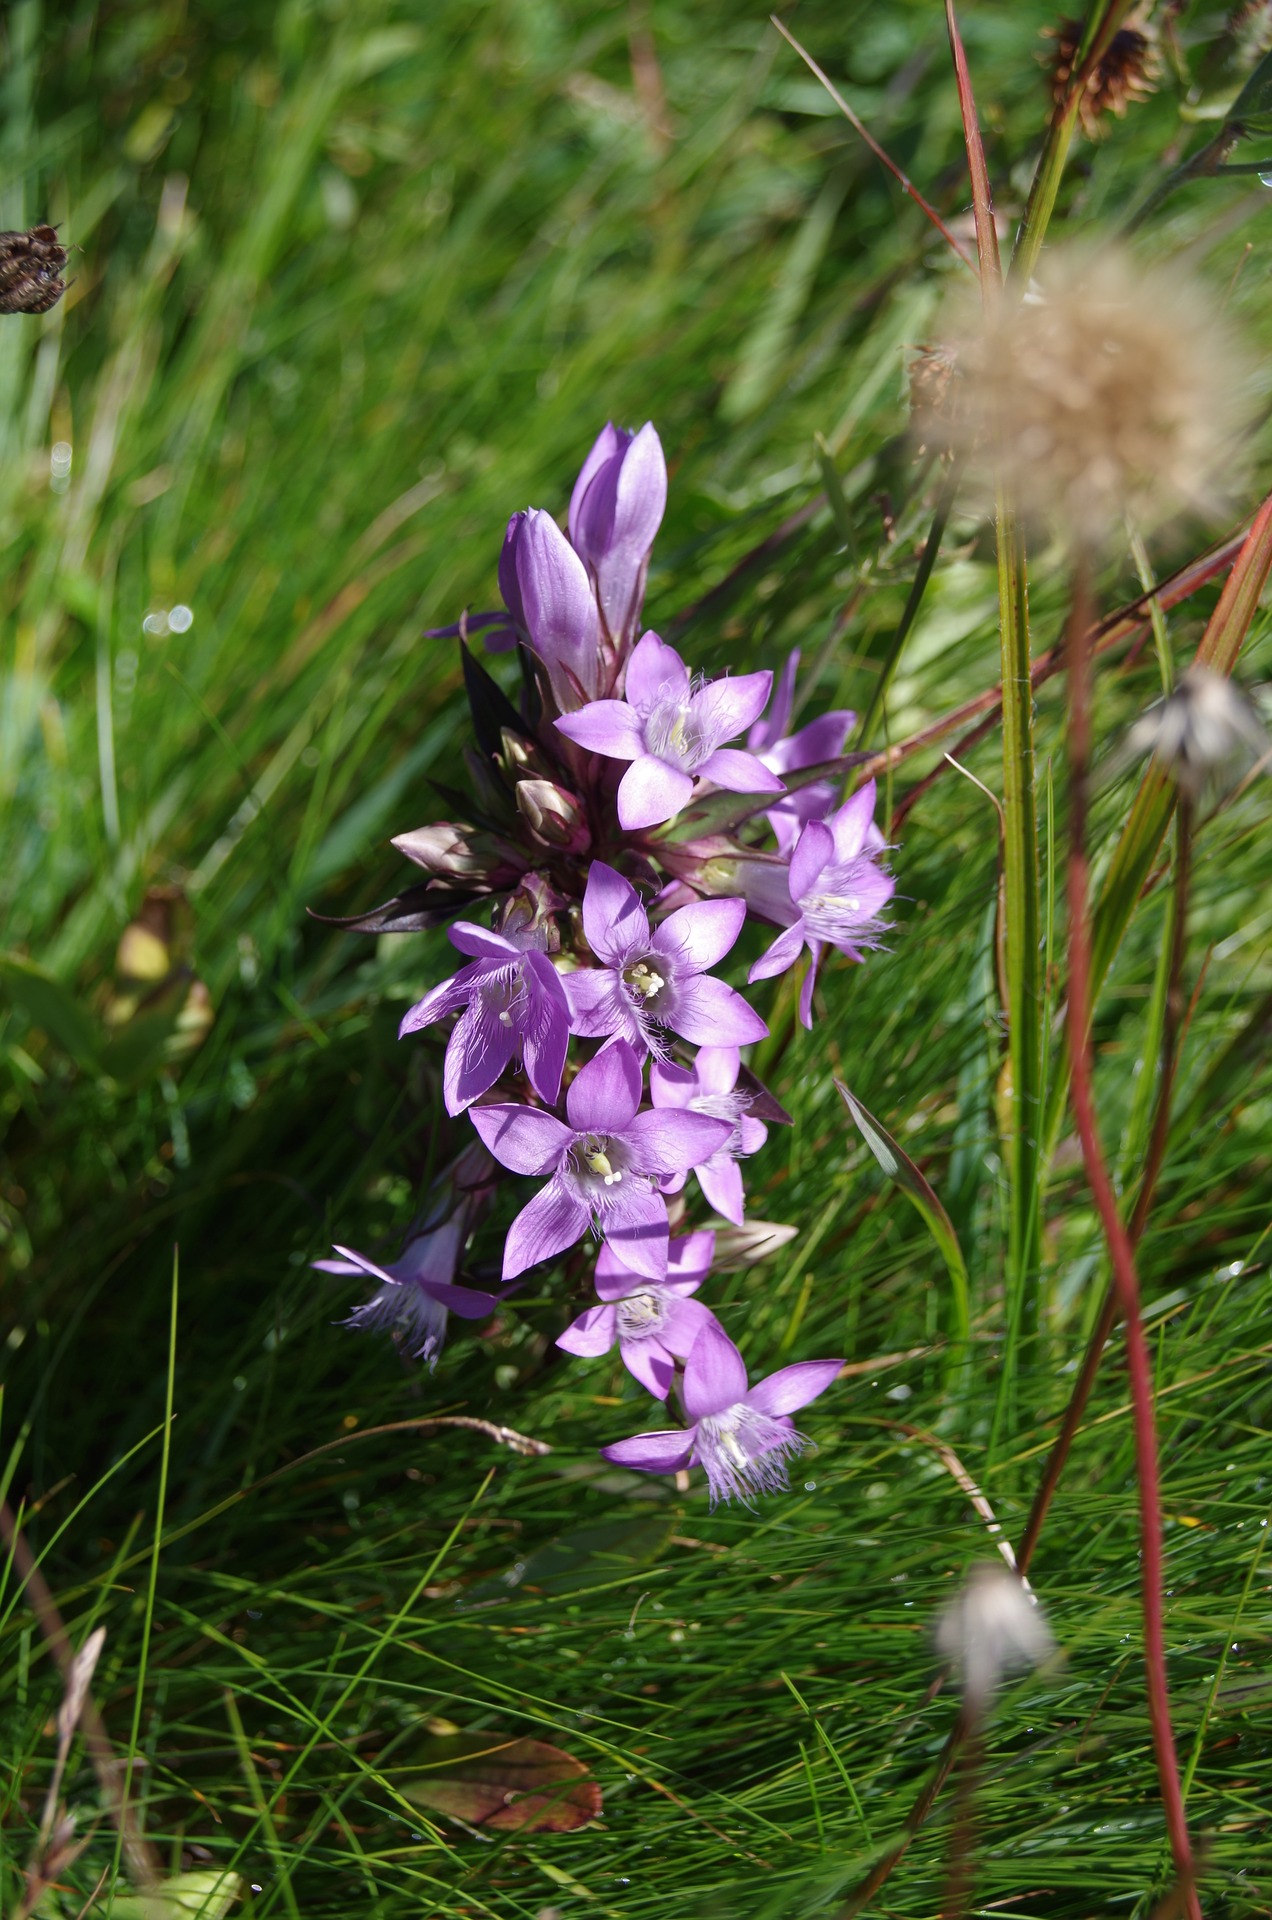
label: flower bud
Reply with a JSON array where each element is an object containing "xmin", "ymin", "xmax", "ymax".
[
  {"xmin": 515, "ymin": 778, "xmax": 591, "ymax": 852},
  {"xmin": 392, "ymin": 822, "xmax": 526, "ymax": 888}
]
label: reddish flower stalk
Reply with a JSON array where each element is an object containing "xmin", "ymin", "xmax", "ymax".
[{"xmin": 1062, "ymin": 567, "xmax": 1200, "ymax": 1920}]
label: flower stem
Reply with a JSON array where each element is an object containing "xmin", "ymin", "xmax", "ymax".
[
  {"xmin": 1062, "ymin": 561, "xmax": 1200, "ymax": 1919},
  {"xmin": 1018, "ymin": 796, "xmax": 1193, "ymax": 1577}
]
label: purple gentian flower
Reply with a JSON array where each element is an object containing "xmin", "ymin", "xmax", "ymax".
[
  {"xmin": 563, "ymin": 862, "xmax": 767, "ymax": 1056},
  {"xmin": 600, "ymin": 1322, "xmax": 842, "ymax": 1507},
  {"xmin": 650, "ymin": 1046, "xmax": 767, "ymax": 1226},
  {"xmin": 554, "ymin": 632, "xmax": 783, "ymax": 831},
  {"xmin": 747, "ymin": 780, "xmax": 895, "ymax": 1028},
  {"xmin": 556, "ymin": 1230, "xmax": 718, "ymax": 1398},
  {"xmin": 399, "ymin": 921, "xmax": 569, "ymax": 1116},
  {"xmin": 568, "ymin": 422, "xmax": 667, "ymax": 650},
  {"xmin": 469, "ymin": 1040, "xmax": 731, "ymax": 1281},
  {"xmin": 509, "ymin": 508, "xmax": 602, "ymax": 711},
  {"xmin": 314, "ymin": 1223, "xmax": 498, "ymax": 1369},
  {"xmin": 748, "ymin": 649, "xmax": 856, "ymax": 853}
]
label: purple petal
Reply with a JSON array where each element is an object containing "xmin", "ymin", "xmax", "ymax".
[
  {"xmin": 658, "ymin": 1295, "xmax": 716, "ymax": 1356},
  {"xmin": 670, "ymin": 975, "xmax": 768, "ymax": 1048},
  {"xmin": 568, "ymin": 423, "xmax": 627, "ymax": 546},
  {"xmin": 745, "ymin": 1358, "xmax": 843, "ymax": 1417},
  {"xmin": 681, "ymin": 1321, "xmax": 748, "ymax": 1421},
  {"xmin": 768, "ymin": 710, "xmax": 855, "ymax": 775},
  {"xmin": 648, "ymin": 1060, "xmax": 694, "ymax": 1108},
  {"xmin": 498, "ymin": 513, "xmax": 528, "ymax": 629},
  {"xmin": 313, "ymin": 1256, "xmax": 362, "ymax": 1275},
  {"xmin": 449, "ymin": 922, "xmax": 520, "ymax": 961},
  {"xmin": 748, "ymin": 920, "xmax": 807, "ymax": 984},
  {"xmin": 562, "ymin": 967, "xmax": 636, "ymax": 1043},
  {"xmin": 697, "ymin": 1154, "xmax": 745, "ymax": 1226},
  {"xmin": 503, "ymin": 1177, "xmax": 590, "ymax": 1279},
  {"xmin": 693, "ymin": 1047, "xmax": 740, "ymax": 1096},
  {"xmin": 620, "ymin": 1335, "xmax": 676, "ymax": 1399},
  {"xmin": 600, "ymin": 1427, "xmax": 695, "ymax": 1474},
  {"xmin": 668, "ymin": 1228, "xmax": 716, "ymax": 1287},
  {"xmin": 600, "ymin": 1180, "xmax": 669, "ymax": 1278},
  {"xmin": 566, "ymin": 1037, "xmax": 643, "ymax": 1133},
  {"xmin": 424, "ymin": 1281, "xmax": 499, "ymax": 1319},
  {"xmin": 789, "ymin": 819, "xmax": 834, "ymax": 903},
  {"xmin": 443, "ymin": 999, "xmax": 519, "ymax": 1114},
  {"xmin": 625, "ymin": 632, "xmax": 689, "ymax": 710},
  {"xmin": 830, "ymin": 780, "xmax": 878, "ymax": 862},
  {"xmin": 625, "ymin": 1108, "xmax": 732, "ymax": 1178},
  {"xmin": 557, "ymin": 1302, "xmax": 618, "ymax": 1357},
  {"xmin": 328, "ymin": 1243, "xmax": 396, "ymax": 1287},
  {"xmin": 398, "ymin": 963, "xmax": 482, "ymax": 1037},
  {"xmin": 555, "ymin": 700, "xmax": 645, "ymax": 760},
  {"xmin": 469, "ymin": 1103, "xmax": 572, "ymax": 1175},
  {"xmin": 695, "ymin": 747, "xmax": 785, "ymax": 795},
  {"xmin": 617, "ymin": 755, "xmax": 694, "ymax": 830},
  {"xmin": 798, "ymin": 943, "xmax": 822, "ymax": 1029},
  {"xmin": 521, "ymin": 951, "xmax": 571, "ymax": 1106},
  {"xmin": 516, "ymin": 509, "xmax": 600, "ymax": 706},
  {"xmin": 582, "ymin": 861, "xmax": 649, "ymax": 962},
  {"xmin": 693, "ymin": 671, "xmax": 772, "ymax": 743},
  {"xmin": 749, "ymin": 649, "xmax": 799, "ymax": 753},
  {"xmin": 650, "ymin": 896, "xmax": 745, "ymax": 972},
  {"xmin": 572, "ymin": 424, "xmax": 667, "ymax": 643}
]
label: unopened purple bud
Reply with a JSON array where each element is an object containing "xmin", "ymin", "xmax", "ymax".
[
  {"xmin": 392, "ymin": 822, "xmax": 526, "ymax": 890},
  {"xmin": 515, "ymin": 778, "xmax": 591, "ymax": 851}
]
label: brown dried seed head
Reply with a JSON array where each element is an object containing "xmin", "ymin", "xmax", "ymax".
[
  {"xmin": 1045, "ymin": 13, "xmax": 1159, "ymax": 139},
  {"xmin": 907, "ymin": 344, "xmax": 964, "ymax": 455},
  {"xmin": 941, "ymin": 248, "xmax": 1246, "ymax": 546}
]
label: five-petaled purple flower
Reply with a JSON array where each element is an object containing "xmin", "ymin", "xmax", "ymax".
[
  {"xmin": 600, "ymin": 1321, "xmax": 842, "ymax": 1507},
  {"xmin": 555, "ymin": 632, "xmax": 783, "ymax": 830},
  {"xmin": 469, "ymin": 1040, "xmax": 731, "ymax": 1281},
  {"xmin": 563, "ymin": 862, "xmax": 767, "ymax": 1057},
  {"xmin": 749, "ymin": 649, "xmax": 856, "ymax": 853},
  {"xmin": 400, "ymin": 921, "xmax": 570, "ymax": 1116},
  {"xmin": 747, "ymin": 781, "xmax": 895, "ymax": 1028},
  {"xmin": 556, "ymin": 1230, "xmax": 718, "ymax": 1397},
  {"xmin": 650, "ymin": 1046, "xmax": 767, "ymax": 1226},
  {"xmin": 314, "ymin": 1224, "xmax": 498, "ymax": 1369}
]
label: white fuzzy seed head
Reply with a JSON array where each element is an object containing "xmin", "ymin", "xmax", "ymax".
[
  {"xmin": 934, "ymin": 1563, "xmax": 1056, "ymax": 1709},
  {"xmin": 940, "ymin": 248, "xmax": 1247, "ymax": 547}
]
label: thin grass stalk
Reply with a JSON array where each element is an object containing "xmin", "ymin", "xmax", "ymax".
[
  {"xmin": 943, "ymin": 0, "xmax": 1044, "ymax": 1432},
  {"xmin": 858, "ymin": 456, "xmax": 961, "ymax": 744},
  {"xmin": 1019, "ymin": 801, "xmax": 1192, "ymax": 1575},
  {"xmin": 1062, "ymin": 562, "xmax": 1200, "ymax": 1919}
]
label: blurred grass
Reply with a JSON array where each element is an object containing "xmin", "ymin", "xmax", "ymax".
[{"xmin": 2, "ymin": 1, "xmax": 1272, "ymax": 1914}]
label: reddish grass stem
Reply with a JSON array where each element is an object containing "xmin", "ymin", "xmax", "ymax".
[{"xmin": 1062, "ymin": 568, "xmax": 1200, "ymax": 1920}]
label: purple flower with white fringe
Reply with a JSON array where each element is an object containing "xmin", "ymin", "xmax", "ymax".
[
  {"xmin": 469, "ymin": 1039, "xmax": 731, "ymax": 1281},
  {"xmin": 556, "ymin": 1230, "xmax": 718, "ymax": 1397},
  {"xmin": 747, "ymin": 780, "xmax": 895, "ymax": 1027},
  {"xmin": 749, "ymin": 649, "xmax": 856, "ymax": 852},
  {"xmin": 399, "ymin": 920, "xmax": 570, "ymax": 1115},
  {"xmin": 563, "ymin": 862, "xmax": 766, "ymax": 1057},
  {"xmin": 555, "ymin": 632, "xmax": 783, "ymax": 830},
  {"xmin": 314, "ymin": 1222, "xmax": 498, "ymax": 1368},
  {"xmin": 600, "ymin": 1321, "xmax": 842, "ymax": 1507},
  {"xmin": 650, "ymin": 1046, "xmax": 767, "ymax": 1226}
]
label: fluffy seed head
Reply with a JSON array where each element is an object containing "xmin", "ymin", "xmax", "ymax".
[
  {"xmin": 942, "ymin": 248, "xmax": 1246, "ymax": 547},
  {"xmin": 1124, "ymin": 666, "xmax": 1269, "ymax": 799},
  {"xmin": 934, "ymin": 1563, "xmax": 1056, "ymax": 1708}
]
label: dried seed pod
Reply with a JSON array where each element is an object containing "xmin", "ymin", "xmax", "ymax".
[
  {"xmin": 0, "ymin": 224, "xmax": 68, "ymax": 315},
  {"xmin": 1045, "ymin": 13, "xmax": 1159, "ymax": 138}
]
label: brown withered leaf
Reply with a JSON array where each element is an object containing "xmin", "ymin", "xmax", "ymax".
[{"xmin": 402, "ymin": 1732, "xmax": 601, "ymax": 1834}]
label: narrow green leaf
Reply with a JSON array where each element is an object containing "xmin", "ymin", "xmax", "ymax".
[
  {"xmin": 0, "ymin": 952, "xmax": 102, "ymax": 1070},
  {"xmin": 89, "ymin": 1872, "xmax": 243, "ymax": 1919},
  {"xmin": 836, "ymin": 1080, "xmax": 970, "ymax": 1350}
]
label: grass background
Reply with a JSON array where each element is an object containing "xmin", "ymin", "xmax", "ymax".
[{"xmin": 2, "ymin": 0, "xmax": 1272, "ymax": 1913}]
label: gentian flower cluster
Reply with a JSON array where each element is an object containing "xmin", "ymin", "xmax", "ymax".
[{"xmin": 321, "ymin": 423, "xmax": 899, "ymax": 1503}]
